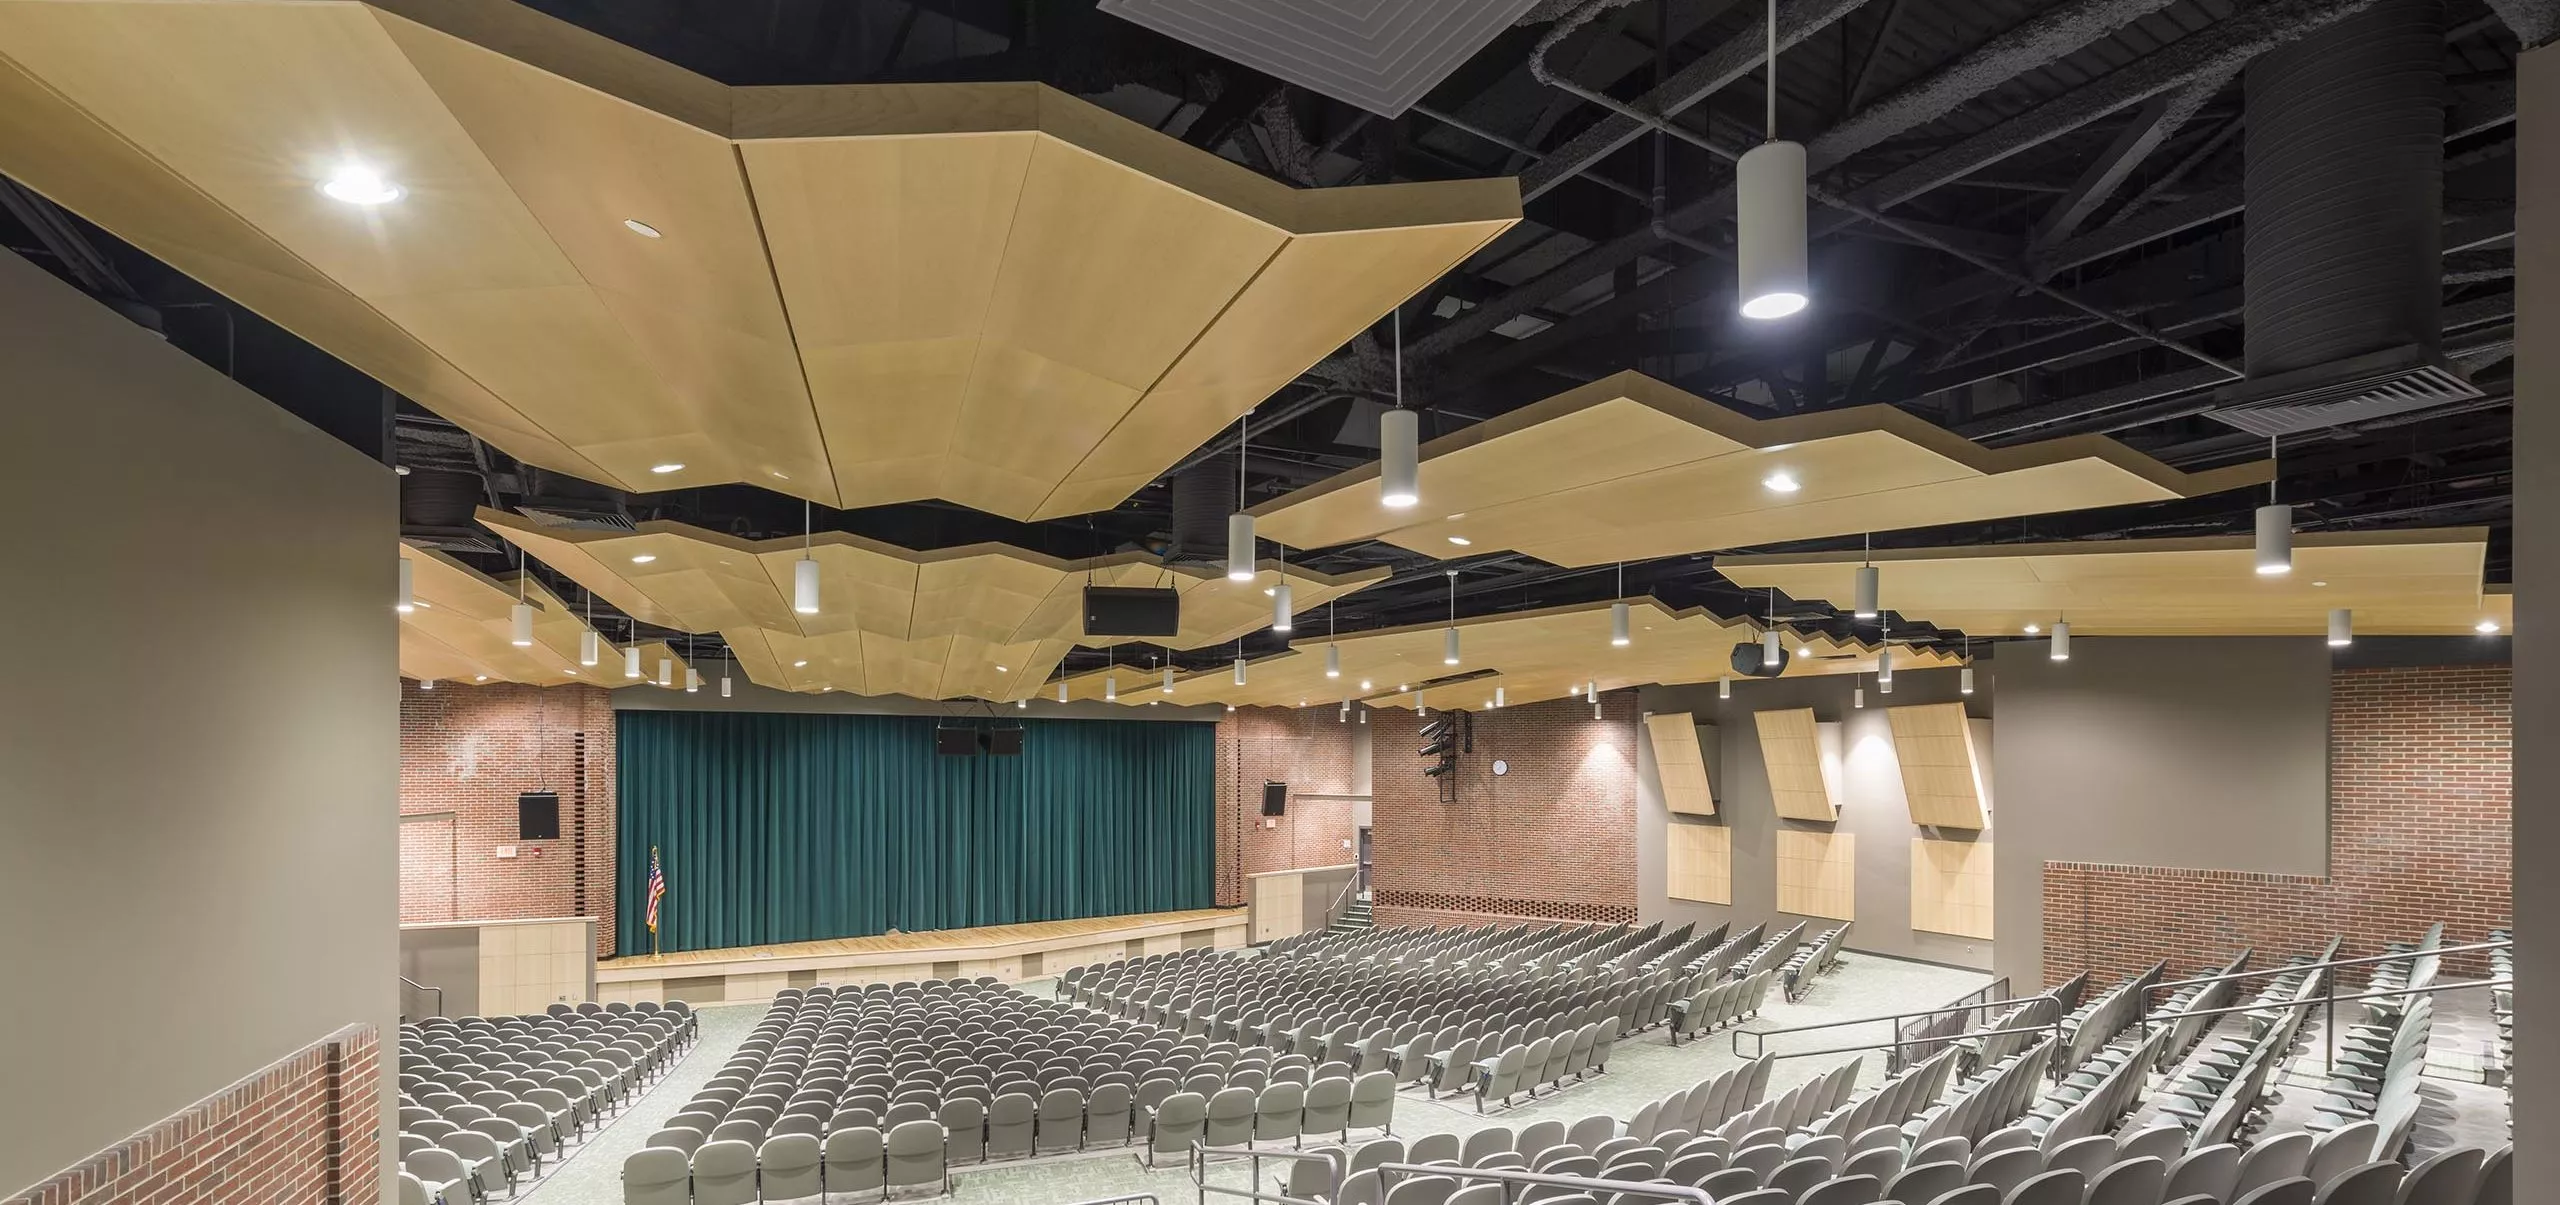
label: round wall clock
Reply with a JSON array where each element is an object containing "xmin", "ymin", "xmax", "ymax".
[{"xmin": 1491, "ymin": 759, "xmax": 1509, "ymax": 776}]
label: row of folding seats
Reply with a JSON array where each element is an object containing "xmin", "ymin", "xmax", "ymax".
[
  {"xmin": 1667, "ymin": 968, "xmax": 1777, "ymax": 1042},
  {"xmin": 1465, "ymin": 1018, "xmax": 1617, "ymax": 1111},
  {"xmin": 400, "ymin": 1004, "xmax": 691, "ymax": 1204},
  {"xmin": 1783, "ymin": 923, "xmax": 1852, "ymax": 1002}
]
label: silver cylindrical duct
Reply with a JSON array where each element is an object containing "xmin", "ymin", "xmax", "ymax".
[{"xmin": 2242, "ymin": 0, "xmax": 2444, "ymax": 377}]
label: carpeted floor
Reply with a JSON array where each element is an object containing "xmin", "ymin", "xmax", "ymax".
[{"xmin": 511, "ymin": 950, "xmax": 1992, "ymax": 1205}]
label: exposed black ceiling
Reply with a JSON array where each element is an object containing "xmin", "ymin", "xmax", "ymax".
[{"xmin": 0, "ymin": 0, "xmax": 2522, "ymax": 678}]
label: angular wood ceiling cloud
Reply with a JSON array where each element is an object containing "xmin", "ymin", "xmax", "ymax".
[{"xmin": 0, "ymin": 0, "xmax": 1519, "ymax": 519}]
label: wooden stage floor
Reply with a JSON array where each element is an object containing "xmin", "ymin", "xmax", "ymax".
[
  {"xmin": 607, "ymin": 907, "xmax": 1237, "ymax": 970},
  {"xmin": 593, "ymin": 907, "xmax": 1247, "ymax": 1004}
]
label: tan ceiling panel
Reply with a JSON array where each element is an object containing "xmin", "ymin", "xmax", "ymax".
[
  {"xmin": 398, "ymin": 542, "xmax": 659, "ymax": 689},
  {"xmin": 1252, "ymin": 372, "xmax": 2269, "ymax": 564},
  {"xmin": 0, "ymin": 4, "xmax": 1519, "ymax": 519},
  {"xmin": 1719, "ymin": 529, "xmax": 2512, "ymax": 637},
  {"xmin": 481, "ymin": 509, "xmax": 1385, "ymax": 701},
  {"xmin": 1055, "ymin": 597, "xmax": 1963, "ymax": 711}
]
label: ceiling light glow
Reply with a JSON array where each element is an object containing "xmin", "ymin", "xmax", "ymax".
[
  {"xmin": 319, "ymin": 164, "xmax": 401, "ymax": 205},
  {"xmin": 650, "ymin": 463, "xmax": 685, "ymax": 475},
  {"xmin": 624, "ymin": 219, "xmax": 663, "ymax": 238},
  {"xmin": 1762, "ymin": 471, "xmax": 1801, "ymax": 494}
]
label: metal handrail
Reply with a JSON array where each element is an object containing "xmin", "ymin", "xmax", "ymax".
[
  {"xmin": 1734, "ymin": 990, "xmax": 2065, "ymax": 1065},
  {"xmin": 1321, "ymin": 875, "xmax": 1362, "ymax": 935},
  {"xmin": 2146, "ymin": 975, "xmax": 2508, "ymax": 1072},
  {"xmin": 2144, "ymin": 939, "xmax": 2506, "ymax": 995},
  {"xmin": 1380, "ymin": 1163, "xmax": 1715, "ymax": 1204},
  {"xmin": 400, "ymin": 975, "xmax": 444, "ymax": 1019},
  {"xmin": 1064, "ymin": 1197, "xmax": 1161, "ymax": 1205},
  {"xmin": 1189, "ymin": 1142, "xmax": 1338, "ymax": 1205}
]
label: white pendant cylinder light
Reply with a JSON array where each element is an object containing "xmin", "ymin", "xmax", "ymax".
[
  {"xmin": 794, "ymin": 556, "xmax": 821, "ymax": 614},
  {"xmin": 1719, "ymin": 676, "xmax": 1732, "ymax": 700},
  {"xmin": 1494, "ymin": 684, "xmax": 1506, "ymax": 708},
  {"xmin": 1228, "ymin": 415, "xmax": 1257, "ymax": 580},
  {"xmin": 1960, "ymin": 666, "xmax": 1976, "ymax": 695},
  {"xmin": 397, "ymin": 557, "xmax": 415, "ymax": 613},
  {"xmin": 1854, "ymin": 681, "xmax": 1865, "ymax": 709},
  {"xmin": 1853, "ymin": 564, "xmax": 1879, "ymax": 619},
  {"xmin": 419, "ymin": 678, "xmax": 435, "ymax": 690},
  {"xmin": 1761, "ymin": 628, "xmax": 1782, "ymax": 663},
  {"xmin": 686, "ymin": 667, "xmax": 700, "ymax": 694},
  {"xmin": 2255, "ymin": 503, "xmax": 2292, "ymax": 576},
  {"xmin": 580, "ymin": 629, "xmax": 600, "ymax": 667},
  {"xmin": 1878, "ymin": 647, "xmax": 1894, "ymax": 691},
  {"xmin": 1325, "ymin": 644, "xmax": 1341, "ymax": 678},
  {"xmin": 1105, "ymin": 675, "xmax": 1117, "ymax": 702},
  {"xmin": 1736, "ymin": 0, "xmax": 1808, "ymax": 321},
  {"xmin": 624, "ymin": 644, "xmax": 642, "ymax": 680},
  {"xmin": 510, "ymin": 602, "xmax": 534, "ymax": 647},
  {"xmin": 1233, "ymin": 655, "xmax": 1249, "ymax": 685},
  {"xmin": 1272, "ymin": 581, "xmax": 1294, "ymax": 632},
  {"xmin": 1380, "ymin": 309, "xmax": 1419, "ymax": 508},
  {"xmin": 1442, "ymin": 569, "xmax": 1460, "ymax": 665},
  {"xmin": 720, "ymin": 664, "xmax": 733, "ymax": 698},
  {"xmin": 2051, "ymin": 620, "xmax": 2072, "ymax": 661},
  {"xmin": 1058, "ymin": 679, "xmax": 1069, "ymax": 703},
  {"xmin": 2329, "ymin": 607, "xmax": 2353, "ymax": 647},
  {"xmin": 795, "ymin": 499, "xmax": 822, "ymax": 613},
  {"xmin": 657, "ymin": 657, "xmax": 674, "ymax": 687},
  {"xmin": 1162, "ymin": 664, "xmax": 1176, "ymax": 693},
  {"xmin": 1611, "ymin": 602, "xmax": 1631, "ymax": 647},
  {"xmin": 1586, "ymin": 679, "xmax": 1597, "ymax": 700}
]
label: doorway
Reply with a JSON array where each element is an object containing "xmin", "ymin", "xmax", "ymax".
[{"xmin": 1356, "ymin": 826, "xmax": 1373, "ymax": 899}]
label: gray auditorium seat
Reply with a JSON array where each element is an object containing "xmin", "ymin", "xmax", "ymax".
[
  {"xmin": 2235, "ymin": 1180, "xmax": 2317, "ymax": 1205},
  {"xmin": 1971, "ymin": 1146, "xmax": 2044, "ymax": 1196},
  {"xmin": 1148, "ymin": 1091, "xmax": 1206, "ymax": 1168},
  {"xmin": 690, "ymin": 1138, "xmax": 757, "ymax": 1205},
  {"xmin": 1770, "ymin": 1155, "xmax": 1835, "ymax": 1199},
  {"xmin": 821, "ymin": 1126, "xmax": 884, "ymax": 1198},
  {"xmin": 759, "ymin": 1133, "xmax": 822, "ymax": 1202},
  {"xmin": 2167, "ymin": 1144, "xmax": 2242, "ymax": 1202},
  {"xmin": 1924, "ymin": 1187, "xmax": 2002, "ymax": 1205},
  {"xmin": 2086, "ymin": 1156, "xmax": 2167, "ymax": 1205},
  {"xmin": 1350, "ymin": 1069, "xmax": 1397, "ymax": 1134},
  {"xmin": 1036, "ymin": 1087, "xmax": 1084, "ymax": 1153},
  {"xmin": 1204, "ymin": 1085, "xmax": 1257, "ymax": 1148},
  {"xmin": 984, "ymin": 1092, "xmax": 1036, "ymax": 1160},
  {"xmin": 1382, "ymin": 1174, "xmax": 1459, "ymax": 1205},
  {"xmin": 2389, "ymin": 1146, "xmax": 2481, "ymax": 1205},
  {"xmin": 2237, "ymin": 1132, "xmax": 2315, "ymax": 1196},
  {"xmin": 2313, "ymin": 1161, "xmax": 2402, "ymax": 1205},
  {"xmin": 1305, "ymin": 1075, "xmax": 1353, "ymax": 1141},
  {"xmin": 2307, "ymin": 1122, "xmax": 2382, "ymax": 1189},
  {"xmin": 1698, "ymin": 1166, "xmax": 1761, "ymax": 1197},
  {"xmin": 618, "ymin": 1147, "xmax": 690, "ymax": 1205},
  {"xmin": 1884, "ymin": 1161, "xmax": 1965, "ymax": 1205},
  {"xmin": 1799, "ymin": 1173, "xmax": 1883, "ymax": 1205},
  {"xmin": 1087, "ymin": 1082, "xmax": 1134, "ymax": 1146},
  {"xmin": 2002, "ymin": 1168, "xmax": 2085, "ymax": 1205},
  {"xmin": 1257, "ymin": 1080, "xmax": 1307, "ymax": 1146},
  {"xmin": 884, "ymin": 1118, "xmax": 948, "ymax": 1196}
]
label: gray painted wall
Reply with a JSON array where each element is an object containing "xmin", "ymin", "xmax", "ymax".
[
  {"xmin": 2510, "ymin": 40, "xmax": 2553, "ymax": 1187},
  {"xmin": 0, "ymin": 253, "xmax": 397, "ymax": 1196},
  {"xmin": 1639, "ymin": 665, "xmax": 1995, "ymax": 971},
  {"xmin": 1989, "ymin": 636, "xmax": 2331, "ymax": 991}
]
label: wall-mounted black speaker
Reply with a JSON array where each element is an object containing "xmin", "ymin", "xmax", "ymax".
[
  {"xmin": 1261, "ymin": 781, "xmax": 1288, "ymax": 816},
  {"xmin": 517, "ymin": 791, "xmax": 561, "ymax": 841},
  {"xmin": 984, "ymin": 727, "xmax": 1024, "ymax": 756},
  {"xmin": 1730, "ymin": 641, "xmax": 1792, "ymax": 678},
  {"xmin": 935, "ymin": 726, "xmax": 979, "ymax": 756},
  {"xmin": 1083, "ymin": 586, "xmax": 1180, "ymax": 637}
]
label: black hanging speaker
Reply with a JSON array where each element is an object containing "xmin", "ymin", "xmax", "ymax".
[
  {"xmin": 984, "ymin": 727, "xmax": 1024, "ymax": 756},
  {"xmin": 934, "ymin": 725, "xmax": 980, "ymax": 756},
  {"xmin": 1261, "ymin": 781, "xmax": 1288, "ymax": 817},
  {"xmin": 517, "ymin": 791, "xmax": 561, "ymax": 841},
  {"xmin": 1731, "ymin": 641, "xmax": 1792, "ymax": 678},
  {"xmin": 1083, "ymin": 586, "xmax": 1180, "ymax": 637}
]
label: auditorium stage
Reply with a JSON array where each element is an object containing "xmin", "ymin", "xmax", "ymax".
[{"xmin": 595, "ymin": 908, "xmax": 1247, "ymax": 1005}]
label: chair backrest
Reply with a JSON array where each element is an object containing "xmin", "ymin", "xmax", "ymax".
[
  {"xmin": 2232, "ymin": 1179, "xmax": 2317, "ymax": 1205},
  {"xmin": 1923, "ymin": 1184, "xmax": 2002, "ymax": 1205},
  {"xmin": 884, "ymin": 1118, "xmax": 948, "ymax": 1188},
  {"xmin": 1799, "ymin": 1174, "xmax": 1883, "ymax": 1205},
  {"xmin": 2085, "ymin": 1156, "xmax": 2167, "ymax": 1205},
  {"xmin": 619, "ymin": 1147, "xmax": 691, "ymax": 1205},
  {"xmin": 2237, "ymin": 1132, "xmax": 2314, "ymax": 1195},
  {"xmin": 2002, "ymin": 1168, "xmax": 2085, "ymax": 1205},
  {"xmin": 822, "ymin": 1126, "xmax": 885, "ymax": 1193},
  {"xmin": 2308, "ymin": 1122, "xmax": 2383, "ymax": 1188},
  {"xmin": 2312, "ymin": 1161, "xmax": 2402, "ymax": 1205},
  {"xmin": 1970, "ymin": 1146, "xmax": 2043, "ymax": 1196},
  {"xmin": 758, "ymin": 1132, "xmax": 823, "ymax": 1199},
  {"xmin": 690, "ymin": 1138, "xmax": 758, "ymax": 1205},
  {"xmin": 645, "ymin": 1126, "xmax": 704, "ymax": 1155}
]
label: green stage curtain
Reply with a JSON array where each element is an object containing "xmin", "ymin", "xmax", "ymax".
[{"xmin": 615, "ymin": 711, "xmax": 1215, "ymax": 956}]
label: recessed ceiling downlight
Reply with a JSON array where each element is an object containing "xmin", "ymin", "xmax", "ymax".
[
  {"xmin": 319, "ymin": 165, "xmax": 401, "ymax": 205},
  {"xmin": 624, "ymin": 219, "xmax": 663, "ymax": 238}
]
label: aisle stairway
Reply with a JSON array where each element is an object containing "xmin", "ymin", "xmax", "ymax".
[{"xmin": 1329, "ymin": 895, "xmax": 1374, "ymax": 935}]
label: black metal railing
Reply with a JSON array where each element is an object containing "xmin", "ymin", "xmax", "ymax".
[{"xmin": 1890, "ymin": 976, "xmax": 2009, "ymax": 1074}]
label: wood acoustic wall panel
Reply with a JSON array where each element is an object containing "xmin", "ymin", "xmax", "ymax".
[
  {"xmin": 1885, "ymin": 702, "xmax": 1990, "ymax": 829},
  {"xmin": 0, "ymin": 5, "xmax": 1520, "ymax": 521},
  {"xmin": 1666, "ymin": 821, "xmax": 1732, "ymax": 905},
  {"xmin": 1776, "ymin": 829, "xmax": 1855, "ymax": 921},
  {"xmin": 482, "ymin": 509, "xmax": 1382, "ymax": 700},
  {"xmin": 1911, "ymin": 837, "xmax": 1995, "ymax": 939},
  {"xmin": 1754, "ymin": 709, "xmax": 1841, "ymax": 822},
  {"xmin": 1645, "ymin": 713, "xmax": 1716, "ymax": 817},
  {"xmin": 1251, "ymin": 371, "xmax": 2268, "ymax": 566},
  {"xmin": 1720, "ymin": 528, "xmax": 2511, "ymax": 638},
  {"xmin": 1057, "ymin": 598, "xmax": 1961, "ymax": 711}
]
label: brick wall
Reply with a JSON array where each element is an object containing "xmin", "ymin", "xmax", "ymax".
[
  {"xmin": 400, "ymin": 681, "xmax": 616, "ymax": 956},
  {"xmin": 2044, "ymin": 665, "xmax": 2511, "ymax": 984},
  {"xmin": 1370, "ymin": 692, "xmax": 1640, "ymax": 926},
  {"xmin": 8, "ymin": 1025, "xmax": 378, "ymax": 1205},
  {"xmin": 1212, "ymin": 706, "xmax": 1363, "ymax": 906}
]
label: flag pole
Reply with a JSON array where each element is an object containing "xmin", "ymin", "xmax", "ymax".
[{"xmin": 651, "ymin": 844, "xmax": 661, "ymax": 959}]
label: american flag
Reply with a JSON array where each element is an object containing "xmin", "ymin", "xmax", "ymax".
[{"xmin": 646, "ymin": 846, "xmax": 667, "ymax": 934}]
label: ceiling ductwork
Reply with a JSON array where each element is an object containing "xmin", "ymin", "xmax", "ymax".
[{"xmin": 2212, "ymin": 0, "xmax": 2480, "ymax": 437}]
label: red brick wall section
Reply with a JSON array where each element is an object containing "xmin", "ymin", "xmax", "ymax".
[
  {"xmin": 1213, "ymin": 706, "xmax": 1362, "ymax": 906},
  {"xmin": 400, "ymin": 681, "xmax": 617, "ymax": 956},
  {"xmin": 1370, "ymin": 692, "xmax": 1641, "ymax": 927},
  {"xmin": 2043, "ymin": 665, "xmax": 2512, "ymax": 985},
  {"xmin": 8, "ymin": 1024, "xmax": 379, "ymax": 1205}
]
